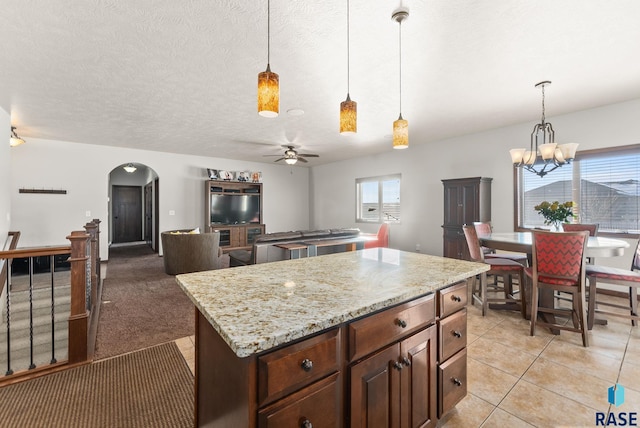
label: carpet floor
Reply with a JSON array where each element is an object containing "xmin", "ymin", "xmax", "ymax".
[
  {"xmin": 93, "ymin": 244, "xmax": 195, "ymax": 360},
  {"xmin": 0, "ymin": 342, "xmax": 194, "ymax": 428}
]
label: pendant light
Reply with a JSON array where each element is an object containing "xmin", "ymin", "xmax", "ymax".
[
  {"xmin": 258, "ymin": 0, "xmax": 279, "ymax": 118},
  {"xmin": 392, "ymin": 7, "xmax": 409, "ymax": 149},
  {"xmin": 340, "ymin": 0, "xmax": 357, "ymax": 134}
]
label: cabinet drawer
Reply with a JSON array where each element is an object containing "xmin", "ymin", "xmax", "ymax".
[
  {"xmin": 438, "ymin": 348, "xmax": 467, "ymax": 418},
  {"xmin": 258, "ymin": 328, "xmax": 341, "ymax": 406},
  {"xmin": 259, "ymin": 372, "xmax": 341, "ymax": 428},
  {"xmin": 349, "ymin": 294, "xmax": 435, "ymax": 362},
  {"xmin": 438, "ymin": 308, "xmax": 467, "ymax": 362},
  {"xmin": 438, "ymin": 282, "xmax": 467, "ymax": 317}
]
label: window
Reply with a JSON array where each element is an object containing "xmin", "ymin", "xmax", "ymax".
[
  {"xmin": 356, "ymin": 174, "xmax": 401, "ymax": 223},
  {"xmin": 516, "ymin": 145, "xmax": 640, "ymax": 234}
]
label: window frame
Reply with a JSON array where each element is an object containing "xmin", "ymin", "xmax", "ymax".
[
  {"xmin": 356, "ymin": 174, "xmax": 402, "ymax": 224},
  {"xmin": 513, "ymin": 144, "xmax": 640, "ymax": 238}
]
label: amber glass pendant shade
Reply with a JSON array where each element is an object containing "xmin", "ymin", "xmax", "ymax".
[
  {"xmin": 340, "ymin": 94, "xmax": 357, "ymax": 134},
  {"xmin": 393, "ymin": 115, "xmax": 408, "ymax": 149},
  {"xmin": 258, "ymin": 65, "xmax": 279, "ymax": 118}
]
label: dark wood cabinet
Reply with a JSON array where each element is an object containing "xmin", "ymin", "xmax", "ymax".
[
  {"xmin": 194, "ymin": 282, "xmax": 468, "ymax": 427},
  {"xmin": 205, "ymin": 180, "xmax": 265, "ymax": 251},
  {"xmin": 442, "ymin": 177, "xmax": 492, "ymax": 259}
]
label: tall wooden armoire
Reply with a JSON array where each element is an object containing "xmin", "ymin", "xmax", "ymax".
[{"xmin": 442, "ymin": 177, "xmax": 492, "ymax": 259}]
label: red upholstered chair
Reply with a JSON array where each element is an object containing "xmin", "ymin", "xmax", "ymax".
[
  {"xmin": 586, "ymin": 238, "xmax": 640, "ymax": 329},
  {"xmin": 473, "ymin": 222, "xmax": 528, "ymax": 266},
  {"xmin": 527, "ymin": 230, "xmax": 590, "ymax": 347},
  {"xmin": 462, "ymin": 225, "xmax": 526, "ymax": 317},
  {"xmin": 364, "ymin": 223, "xmax": 389, "ymax": 249},
  {"xmin": 561, "ymin": 223, "xmax": 599, "ymax": 236}
]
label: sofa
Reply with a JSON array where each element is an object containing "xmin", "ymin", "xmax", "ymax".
[
  {"xmin": 161, "ymin": 229, "xmax": 224, "ymax": 275},
  {"xmin": 228, "ymin": 228, "xmax": 361, "ymax": 267}
]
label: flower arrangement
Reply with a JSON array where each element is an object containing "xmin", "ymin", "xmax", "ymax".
[{"xmin": 534, "ymin": 201, "xmax": 575, "ymax": 230}]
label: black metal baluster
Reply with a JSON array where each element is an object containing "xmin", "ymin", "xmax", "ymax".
[
  {"xmin": 28, "ymin": 257, "xmax": 35, "ymax": 370},
  {"xmin": 5, "ymin": 261, "xmax": 13, "ymax": 376},
  {"xmin": 50, "ymin": 255, "xmax": 56, "ymax": 364}
]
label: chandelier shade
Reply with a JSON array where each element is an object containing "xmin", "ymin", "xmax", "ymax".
[
  {"xmin": 510, "ymin": 81, "xmax": 578, "ymax": 177},
  {"xmin": 257, "ymin": 0, "xmax": 279, "ymax": 118}
]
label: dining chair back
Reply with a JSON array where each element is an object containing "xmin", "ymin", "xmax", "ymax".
[
  {"xmin": 462, "ymin": 225, "xmax": 526, "ymax": 318},
  {"xmin": 562, "ymin": 223, "xmax": 599, "ymax": 236},
  {"xmin": 473, "ymin": 221, "xmax": 528, "ymax": 266},
  {"xmin": 528, "ymin": 230, "xmax": 590, "ymax": 346},
  {"xmin": 586, "ymin": 238, "xmax": 640, "ymax": 328}
]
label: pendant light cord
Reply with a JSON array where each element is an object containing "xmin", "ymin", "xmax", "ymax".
[
  {"xmin": 347, "ymin": 0, "xmax": 350, "ymax": 95},
  {"xmin": 398, "ymin": 19, "xmax": 403, "ymax": 117},
  {"xmin": 267, "ymin": 0, "xmax": 271, "ymax": 67}
]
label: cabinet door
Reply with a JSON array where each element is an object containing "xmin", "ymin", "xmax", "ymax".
[
  {"xmin": 460, "ymin": 182, "xmax": 480, "ymax": 225},
  {"xmin": 400, "ymin": 327, "xmax": 437, "ymax": 428},
  {"xmin": 443, "ymin": 228, "xmax": 467, "ymax": 260},
  {"xmin": 350, "ymin": 344, "xmax": 401, "ymax": 428},
  {"xmin": 443, "ymin": 184, "xmax": 461, "ymax": 227}
]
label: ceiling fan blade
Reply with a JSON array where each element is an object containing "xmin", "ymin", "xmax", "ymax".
[
  {"xmin": 263, "ymin": 154, "xmax": 283, "ymax": 157},
  {"xmin": 297, "ymin": 153, "xmax": 319, "ymax": 157},
  {"xmin": 297, "ymin": 157, "xmax": 308, "ymax": 163},
  {"xmin": 273, "ymin": 157, "xmax": 286, "ymax": 162}
]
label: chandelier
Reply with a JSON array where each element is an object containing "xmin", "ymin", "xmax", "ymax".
[{"xmin": 510, "ymin": 81, "xmax": 578, "ymax": 177}]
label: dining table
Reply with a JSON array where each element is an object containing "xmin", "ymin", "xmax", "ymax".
[{"xmin": 477, "ymin": 231, "xmax": 630, "ymax": 332}]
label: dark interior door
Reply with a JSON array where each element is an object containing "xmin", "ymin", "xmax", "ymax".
[
  {"xmin": 113, "ymin": 185, "xmax": 142, "ymax": 243},
  {"xmin": 144, "ymin": 182, "xmax": 153, "ymax": 243}
]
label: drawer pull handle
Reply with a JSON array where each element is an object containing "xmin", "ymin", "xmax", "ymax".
[
  {"xmin": 451, "ymin": 295, "xmax": 462, "ymax": 302},
  {"xmin": 452, "ymin": 377, "xmax": 462, "ymax": 387},
  {"xmin": 452, "ymin": 330, "xmax": 462, "ymax": 338},
  {"xmin": 301, "ymin": 359, "xmax": 313, "ymax": 372},
  {"xmin": 402, "ymin": 357, "xmax": 411, "ymax": 367},
  {"xmin": 393, "ymin": 361, "xmax": 404, "ymax": 371},
  {"xmin": 301, "ymin": 419, "xmax": 313, "ymax": 428},
  {"xmin": 396, "ymin": 319, "xmax": 407, "ymax": 328}
]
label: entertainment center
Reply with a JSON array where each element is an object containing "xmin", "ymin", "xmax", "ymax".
[{"xmin": 204, "ymin": 180, "xmax": 265, "ymax": 251}]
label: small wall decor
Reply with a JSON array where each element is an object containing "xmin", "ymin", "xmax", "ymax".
[
  {"xmin": 19, "ymin": 188, "xmax": 67, "ymax": 195},
  {"xmin": 206, "ymin": 168, "xmax": 262, "ymax": 183}
]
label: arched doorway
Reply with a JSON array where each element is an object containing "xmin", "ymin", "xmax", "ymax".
[{"xmin": 108, "ymin": 163, "xmax": 159, "ymax": 251}]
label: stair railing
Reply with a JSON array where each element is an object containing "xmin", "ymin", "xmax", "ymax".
[{"xmin": 0, "ymin": 220, "xmax": 101, "ymax": 382}]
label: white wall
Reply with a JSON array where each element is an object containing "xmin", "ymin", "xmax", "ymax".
[
  {"xmin": 310, "ymin": 98, "xmax": 640, "ymax": 256},
  {"xmin": 10, "ymin": 139, "xmax": 310, "ymax": 260},
  {"xmin": 0, "ymin": 108, "xmax": 11, "ymax": 247}
]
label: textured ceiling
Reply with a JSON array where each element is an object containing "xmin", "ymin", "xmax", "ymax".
[{"xmin": 2, "ymin": 0, "xmax": 640, "ymax": 166}]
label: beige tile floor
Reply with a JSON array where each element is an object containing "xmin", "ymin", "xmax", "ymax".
[{"xmin": 175, "ymin": 292, "xmax": 640, "ymax": 427}]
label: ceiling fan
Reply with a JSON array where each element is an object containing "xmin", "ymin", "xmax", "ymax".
[{"xmin": 264, "ymin": 145, "xmax": 319, "ymax": 165}]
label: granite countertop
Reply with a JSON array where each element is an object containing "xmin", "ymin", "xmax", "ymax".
[{"xmin": 176, "ymin": 248, "xmax": 489, "ymax": 358}]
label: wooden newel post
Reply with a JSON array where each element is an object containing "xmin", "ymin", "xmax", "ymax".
[
  {"xmin": 67, "ymin": 230, "xmax": 90, "ymax": 364},
  {"xmin": 92, "ymin": 219, "xmax": 101, "ymax": 284},
  {"xmin": 84, "ymin": 221, "xmax": 98, "ymax": 312}
]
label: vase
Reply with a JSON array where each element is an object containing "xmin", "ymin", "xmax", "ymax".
[{"xmin": 551, "ymin": 222, "xmax": 563, "ymax": 232}]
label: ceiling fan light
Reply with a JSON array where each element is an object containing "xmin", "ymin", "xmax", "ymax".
[
  {"xmin": 258, "ymin": 66, "xmax": 279, "ymax": 118},
  {"xmin": 340, "ymin": 95, "xmax": 357, "ymax": 134},
  {"xmin": 392, "ymin": 116, "xmax": 408, "ymax": 149},
  {"xmin": 285, "ymin": 157, "xmax": 297, "ymax": 165},
  {"xmin": 9, "ymin": 126, "xmax": 25, "ymax": 147}
]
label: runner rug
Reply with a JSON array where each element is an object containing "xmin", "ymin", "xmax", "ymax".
[{"xmin": 0, "ymin": 342, "xmax": 194, "ymax": 428}]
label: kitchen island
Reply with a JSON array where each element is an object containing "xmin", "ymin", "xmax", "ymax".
[{"xmin": 177, "ymin": 248, "xmax": 488, "ymax": 427}]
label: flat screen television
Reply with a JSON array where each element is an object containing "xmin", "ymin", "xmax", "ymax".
[{"xmin": 210, "ymin": 194, "xmax": 260, "ymax": 225}]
